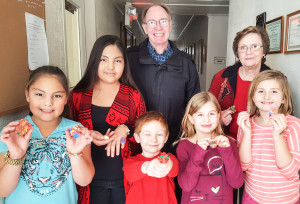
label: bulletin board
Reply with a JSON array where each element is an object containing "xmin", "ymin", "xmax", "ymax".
[{"xmin": 0, "ymin": 0, "xmax": 45, "ymax": 117}]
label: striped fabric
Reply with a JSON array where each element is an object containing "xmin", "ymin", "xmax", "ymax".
[{"xmin": 237, "ymin": 115, "xmax": 300, "ymax": 204}]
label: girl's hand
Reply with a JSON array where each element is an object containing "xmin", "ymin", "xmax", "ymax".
[
  {"xmin": 237, "ymin": 111, "xmax": 251, "ymax": 135},
  {"xmin": 92, "ymin": 129, "xmax": 116, "ymax": 146},
  {"xmin": 221, "ymin": 109, "xmax": 233, "ymax": 126},
  {"xmin": 66, "ymin": 127, "xmax": 93, "ymax": 154},
  {"xmin": 196, "ymin": 138, "xmax": 210, "ymax": 150},
  {"xmin": 0, "ymin": 121, "xmax": 32, "ymax": 159},
  {"xmin": 105, "ymin": 125, "xmax": 128, "ymax": 157},
  {"xmin": 270, "ymin": 114, "xmax": 287, "ymax": 136},
  {"xmin": 214, "ymin": 135, "xmax": 230, "ymax": 148}
]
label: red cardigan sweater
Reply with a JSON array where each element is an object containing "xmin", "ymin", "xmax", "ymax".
[
  {"xmin": 68, "ymin": 83, "xmax": 146, "ymax": 204},
  {"xmin": 209, "ymin": 62, "xmax": 271, "ymax": 135}
]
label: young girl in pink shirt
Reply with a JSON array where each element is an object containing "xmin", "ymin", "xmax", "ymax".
[
  {"xmin": 176, "ymin": 92, "xmax": 244, "ymax": 203},
  {"xmin": 237, "ymin": 70, "xmax": 300, "ymax": 204}
]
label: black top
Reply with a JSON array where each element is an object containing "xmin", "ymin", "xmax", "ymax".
[
  {"xmin": 127, "ymin": 39, "xmax": 200, "ymax": 153},
  {"xmin": 90, "ymin": 104, "xmax": 123, "ymax": 183}
]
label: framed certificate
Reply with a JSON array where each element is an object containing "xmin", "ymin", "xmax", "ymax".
[
  {"xmin": 265, "ymin": 16, "xmax": 284, "ymax": 54},
  {"xmin": 284, "ymin": 10, "xmax": 300, "ymax": 54}
]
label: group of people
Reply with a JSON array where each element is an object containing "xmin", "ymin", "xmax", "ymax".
[{"xmin": 0, "ymin": 3, "xmax": 299, "ymax": 204}]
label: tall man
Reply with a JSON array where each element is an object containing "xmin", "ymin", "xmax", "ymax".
[{"xmin": 127, "ymin": 3, "xmax": 200, "ymax": 154}]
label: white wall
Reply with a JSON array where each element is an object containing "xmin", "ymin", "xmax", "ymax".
[
  {"xmin": 85, "ymin": 0, "xmax": 96, "ymax": 59},
  {"xmin": 176, "ymin": 15, "xmax": 208, "ymax": 91},
  {"xmin": 65, "ymin": 9, "xmax": 81, "ymax": 87},
  {"xmin": 206, "ymin": 15, "xmax": 228, "ymax": 90},
  {"xmin": 176, "ymin": 15, "xmax": 228, "ymax": 91},
  {"xmin": 45, "ymin": 0, "xmax": 67, "ymax": 73},
  {"xmin": 227, "ymin": 0, "xmax": 300, "ymax": 117},
  {"xmin": 95, "ymin": 0, "xmax": 123, "ymax": 38}
]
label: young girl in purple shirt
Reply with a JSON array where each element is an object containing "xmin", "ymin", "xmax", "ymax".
[{"xmin": 176, "ymin": 92, "xmax": 244, "ymax": 204}]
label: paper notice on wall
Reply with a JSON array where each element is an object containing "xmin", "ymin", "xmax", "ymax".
[{"xmin": 25, "ymin": 12, "xmax": 49, "ymax": 70}]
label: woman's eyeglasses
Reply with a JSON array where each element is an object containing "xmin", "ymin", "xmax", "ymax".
[{"xmin": 238, "ymin": 44, "xmax": 263, "ymax": 53}]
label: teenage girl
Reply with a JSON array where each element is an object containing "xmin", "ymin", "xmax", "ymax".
[
  {"xmin": 68, "ymin": 35, "xmax": 146, "ymax": 204},
  {"xmin": 0, "ymin": 66, "xmax": 94, "ymax": 204},
  {"xmin": 237, "ymin": 70, "xmax": 300, "ymax": 204},
  {"xmin": 176, "ymin": 92, "xmax": 244, "ymax": 204}
]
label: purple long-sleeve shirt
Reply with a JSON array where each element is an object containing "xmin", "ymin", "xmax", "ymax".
[{"xmin": 177, "ymin": 138, "xmax": 244, "ymax": 204}]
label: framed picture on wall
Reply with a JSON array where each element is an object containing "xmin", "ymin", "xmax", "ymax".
[
  {"xmin": 256, "ymin": 12, "xmax": 266, "ymax": 27},
  {"xmin": 265, "ymin": 16, "xmax": 284, "ymax": 54},
  {"xmin": 284, "ymin": 10, "xmax": 300, "ymax": 54}
]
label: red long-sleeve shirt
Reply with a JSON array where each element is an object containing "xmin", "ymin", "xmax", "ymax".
[{"xmin": 123, "ymin": 153, "xmax": 179, "ymax": 204}]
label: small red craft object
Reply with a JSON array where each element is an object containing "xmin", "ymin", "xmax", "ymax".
[
  {"xmin": 209, "ymin": 140, "xmax": 218, "ymax": 148},
  {"xmin": 229, "ymin": 105, "xmax": 236, "ymax": 114},
  {"xmin": 158, "ymin": 152, "xmax": 170, "ymax": 163},
  {"xmin": 68, "ymin": 125, "xmax": 80, "ymax": 139},
  {"xmin": 16, "ymin": 119, "xmax": 32, "ymax": 136}
]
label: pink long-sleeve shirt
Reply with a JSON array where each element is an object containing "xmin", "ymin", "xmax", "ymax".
[{"xmin": 237, "ymin": 115, "xmax": 300, "ymax": 204}]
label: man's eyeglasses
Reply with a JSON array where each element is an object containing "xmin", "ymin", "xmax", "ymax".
[
  {"xmin": 144, "ymin": 19, "xmax": 170, "ymax": 28},
  {"xmin": 238, "ymin": 44, "xmax": 263, "ymax": 53}
]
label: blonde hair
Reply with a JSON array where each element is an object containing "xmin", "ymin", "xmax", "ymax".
[
  {"xmin": 174, "ymin": 92, "xmax": 224, "ymax": 144},
  {"xmin": 248, "ymin": 70, "xmax": 293, "ymax": 116}
]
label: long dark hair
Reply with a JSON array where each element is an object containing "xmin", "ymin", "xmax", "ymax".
[{"xmin": 73, "ymin": 35, "xmax": 137, "ymax": 91}]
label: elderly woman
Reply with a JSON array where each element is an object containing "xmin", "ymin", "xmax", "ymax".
[
  {"xmin": 209, "ymin": 26, "xmax": 271, "ymax": 204},
  {"xmin": 209, "ymin": 26, "xmax": 271, "ymax": 140}
]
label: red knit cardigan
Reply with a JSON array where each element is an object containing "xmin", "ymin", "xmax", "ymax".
[{"xmin": 68, "ymin": 83, "xmax": 146, "ymax": 204}]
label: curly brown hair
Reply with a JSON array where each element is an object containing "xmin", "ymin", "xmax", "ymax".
[{"xmin": 232, "ymin": 26, "xmax": 270, "ymax": 63}]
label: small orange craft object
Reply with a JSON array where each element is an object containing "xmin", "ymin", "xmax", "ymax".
[
  {"xmin": 103, "ymin": 135, "xmax": 110, "ymax": 140},
  {"xmin": 158, "ymin": 152, "xmax": 170, "ymax": 164},
  {"xmin": 16, "ymin": 119, "xmax": 32, "ymax": 136}
]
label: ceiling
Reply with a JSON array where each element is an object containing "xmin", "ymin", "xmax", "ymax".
[{"xmin": 112, "ymin": 0, "xmax": 229, "ymax": 41}]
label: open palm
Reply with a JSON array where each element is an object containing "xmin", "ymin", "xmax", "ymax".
[{"xmin": 0, "ymin": 121, "xmax": 32, "ymax": 159}]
